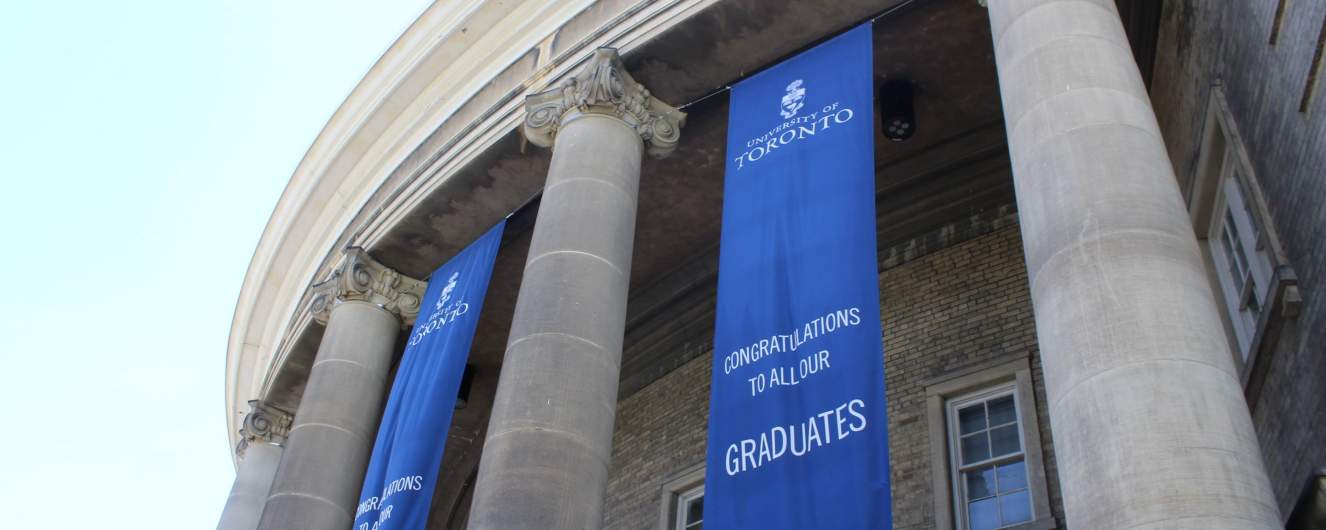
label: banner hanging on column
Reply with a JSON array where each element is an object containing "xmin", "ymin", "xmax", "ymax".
[
  {"xmin": 706, "ymin": 23, "xmax": 890, "ymax": 529},
  {"xmin": 352, "ymin": 221, "xmax": 505, "ymax": 530}
]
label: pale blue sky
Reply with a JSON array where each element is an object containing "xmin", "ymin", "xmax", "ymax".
[{"xmin": 0, "ymin": 1, "xmax": 431, "ymax": 528}]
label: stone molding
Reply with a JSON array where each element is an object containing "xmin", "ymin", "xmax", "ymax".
[
  {"xmin": 308, "ymin": 248, "xmax": 426, "ymax": 326},
  {"xmin": 236, "ymin": 400, "xmax": 293, "ymax": 456},
  {"xmin": 524, "ymin": 48, "xmax": 686, "ymax": 158},
  {"xmin": 226, "ymin": 0, "xmax": 711, "ymax": 460}
]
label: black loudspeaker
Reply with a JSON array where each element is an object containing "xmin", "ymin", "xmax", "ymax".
[{"xmin": 879, "ymin": 79, "xmax": 915, "ymax": 142}]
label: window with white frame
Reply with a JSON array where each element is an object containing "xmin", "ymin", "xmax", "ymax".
[
  {"xmin": 947, "ymin": 385, "xmax": 1032, "ymax": 530},
  {"xmin": 1186, "ymin": 88, "xmax": 1298, "ymax": 374},
  {"xmin": 659, "ymin": 464, "xmax": 705, "ymax": 530},
  {"xmin": 926, "ymin": 358, "xmax": 1053, "ymax": 530},
  {"xmin": 1206, "ymin": 170, "xmax": 1273, "ymax": 357},
  {"xmin": 674, "ymin": 484, "xmax": 703, "ymax": 530}
]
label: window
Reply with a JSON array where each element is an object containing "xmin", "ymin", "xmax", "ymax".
[
  {"xmin": 1186, "ymin": 88, "xmax": 1300, "ymax": 385},
  {"xmin": 674, "ymin": 485, "xmax": 704, "ymax": 530},
  {"xmin": 658, "ymin": 464, "xmax": 705, "ymax": 530},
  {"xmin": 1206, "ymin": 172, "xmax": 1273, "ymax": 356},
  {"xmin": 926, "ymin": 357, "xmax": 1055, "ymax": 530},
  {"xmin": 948, "ymin": 386, "xmax": 1031, "ymax": 530}
]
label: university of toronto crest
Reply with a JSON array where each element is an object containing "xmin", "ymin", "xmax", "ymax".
[
  {"xmin": 436, "ymin": 271, "xmax": 460, "ymax": 313},
  {"xmin": 781, "ymin": 79, "xmax": 805, "ymax": 119}
]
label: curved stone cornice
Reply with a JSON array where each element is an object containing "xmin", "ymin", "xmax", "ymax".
[
  {"xmin": 226, "ymin": 0, "xmax": 710, "ymax": 461},
  {"xmin": 524, "ymin": 48, "xmax": 686, "ymax": 158},
  {"xmin": 236, "ymin": 400, "xmax": 292, "ymax": 456},
  {"xmin": 308, "ymin": 248, "xmax": 425, "ymax": 326}
]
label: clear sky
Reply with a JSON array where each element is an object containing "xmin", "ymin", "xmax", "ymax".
[{"xmin": 0, "ymin": 1, "xmax": 431, "ymax": 528}]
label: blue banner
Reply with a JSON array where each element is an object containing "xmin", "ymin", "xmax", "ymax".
[
  {"xmin": 705, "ymin": 24, "xmax": 890, "ymax": 529},
  {"xmin": 352, "ymin": 221, "xmax": 505, "ymax": 530}
]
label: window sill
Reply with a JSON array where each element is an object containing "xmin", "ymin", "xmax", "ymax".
[
  {"xmin": 1001, "ymin": 516, "xmax": 1057, "ymax": 530},
  {"xmin": 1242, "ymin": 265, "xmax": 1301, "ymax": 408}
]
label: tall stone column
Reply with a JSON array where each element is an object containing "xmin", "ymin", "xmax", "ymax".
[
  {"xmin": 466, "ymin": 48, "xmax": 684, "ymax": 530},
  {"xmin": 217, "ymin": 401, "xmax": 292, "ymax": 530},
  {"xmin": 986, "ymin": 1, "xmax": 1279, "ymax": 527},
  {"xmin": 257, "ymin": 248, "xmax": 424, "ymax": 530}
]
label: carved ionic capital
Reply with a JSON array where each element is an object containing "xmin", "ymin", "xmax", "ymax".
[
  {"xmin": 308, "ymin": 248, "xmax": 426, "ymax": 326},
  {"xmin": 524, "ymin": 48, "xmax": 686, "ymax": 158},
  {"xmin": 235, "ymin": 400, "xmax": 292, "ymax": 456}
]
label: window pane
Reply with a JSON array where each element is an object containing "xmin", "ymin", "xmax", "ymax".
[
  {"xmin": 999, "ymin": 489, "xmax": 1032, "ymax": 525},
  {"xmin": 989, "ymin": 424, "xmax": 1021, "ymax": 458},
  {"xmin": 961, "ymin": 432, "xmax": 990, "ymax": 464},
  {"xmin": 1247, "ymin": 280, "xmax": 1262, "ymax": 314},
  {"xmin": 968, "ymin": 497, "xmax": 1000, "ymax": 530},
  {"xmin": 958, "ymin": 404, "xmax": 986, "ymax": 434},
  {"xmin": 1233, "ymin": 240, "xmax": 1252, "ymax": 280},
  {"xmin": 1225, "ymin": 210, "xmax": 1241, "ymax": 248},
  {"xmin": 1225, "ymin": 211, "xmax": 1251, "ymax": 275},
  {"xmin": 686, "ymin": 497, "xmax": 703, "ymax": 524},
  {"xmin": 1226, "ymin": 174, "xmax": 1260, "ymax": 240},
  {"xmin": 996, "ymin": 460, "xmax": 1027, "ymax": 493},
  {"xmin": 1222, "ymin": 225, "xmax": 1246, "ymax": 281},
  {"xmin": 965, "ymin": 465, "xmax": 996, "ymax": 500},
  {"xmin": 987, "ymin": 395, "xmax": 1016, "ymax": 426}
]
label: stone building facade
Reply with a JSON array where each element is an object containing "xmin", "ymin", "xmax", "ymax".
[
  {"xmin": 1150, "ymin": 1, "xmax": 1326, "ymax": 518},
  {"xmin": 218, "ymin": 0, "xmax": 1324, "ymax": 529}
]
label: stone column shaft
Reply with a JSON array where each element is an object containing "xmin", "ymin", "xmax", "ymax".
[
  {"xmin": 217, "ymin": 401, "xmax": 291, "ymax": 530},
  {"xmin": 466, "ymin": 48, "xmax": 683, "ymax": 530},
  {"xmin": 987, "ymin": 0, "xmax": 1279, "ymax": 527},
  {"xmin": 258, "ymin": 249, "xmax": 424, "ymax": 530}
]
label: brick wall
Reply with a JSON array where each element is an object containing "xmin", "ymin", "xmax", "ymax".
[
  {"xmin": 604, "ymin": 347, "xmax": 712, "ymax": 529},
  {"xmin": 602, "ymin": 224, "xmax": 1064, "ymax": 529},
  {"xmin": 1151, "ymin": 0, "xmax": 1326, "ymax": 514},
  {"xmin": 880, "ymin": 224, "xmax": 1062, "ymax": 529}
]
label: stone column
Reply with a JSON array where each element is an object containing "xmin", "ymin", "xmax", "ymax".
[
  {"xmin": 986, "ymin": 1, "xmax": 1279, "ymax": 527},
  {"xmin": 217, "ymin": 401, "xmax": 292, "ymax": 530},
  {"xmin": 466, "ymin": 48, "xmax": 684, "ymax": 530},
  {"xmin": 257, "ymin": 248, "xmax": 425, "ymax": 530}
]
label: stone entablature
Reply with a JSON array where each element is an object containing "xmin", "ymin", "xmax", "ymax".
[{"xmin": 224, "ymin": 0, "xmax": 705, "ymax": 454}]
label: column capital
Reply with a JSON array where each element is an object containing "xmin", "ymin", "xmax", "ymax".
[
  {"xmin": 236, "ymin": 400, "xmax": 292, "ymax": 456},
  {"xmin": 308, "ymin": 248, "xmax": 426, "ymax": 326},
  {"xmin": 524, "ymin": 47, "xmax": 686, "ymax": 158}
]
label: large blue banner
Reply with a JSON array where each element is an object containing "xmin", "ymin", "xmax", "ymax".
[
  {"xmin": 706, "ymin": 24, "xmax": 890, "ymax": 529},
  {"xmin": 351, "ymin": 221, "xmax": 505, "ymax": 530}
]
